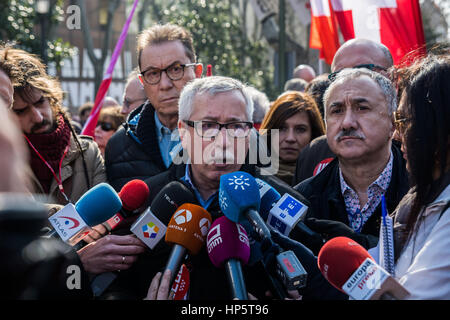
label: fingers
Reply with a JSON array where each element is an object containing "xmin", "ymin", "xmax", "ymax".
[{"xmin": 145, "ymin": 270, "xmax": 173, "ymax": 300}]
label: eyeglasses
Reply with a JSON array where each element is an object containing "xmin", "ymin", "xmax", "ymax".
[
  {"xmin": 328, "ymin": 64, "xmax": 388, "ymax": 81},
  {"xmin": 393, "ymin": 111, "xmax": 411, "ymax": 134},
  {"xmin": 97, "ymin": 121, "xmax": 115, "ymax": 131},
  {"xmin": 183, "ymin": 120, "xmax": 253, "ymax": 138},
  {"xmin": 140, "ymin": 62, "xmax": 197, "ymax": 85}
]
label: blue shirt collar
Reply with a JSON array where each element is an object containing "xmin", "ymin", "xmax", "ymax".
[{"xmin": 180, "ymin": 164, "xmax": 218, "ymax": 210}]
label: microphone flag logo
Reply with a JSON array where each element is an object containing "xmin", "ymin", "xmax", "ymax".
[
  {"xmin": 199, "ymin": 218, "xmax": 211, "ymax": 237},
  {"xmin": 60, "ymin": 216, "xmax": 81, "ymax": 229},
  {"xmin": 227, "ymin": 174, "xmax": 250, "ymax": 190},
  {"xmin": 173, "ymin": 209, "xmax": 192, "ymax": 225},
  {"xmin": 142, "ymin": 222, "xmax": 159, "ymax": 239}
]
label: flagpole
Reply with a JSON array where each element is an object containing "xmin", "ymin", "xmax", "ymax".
[{"xmin": 81, "ymin": 0, "xmax": 140, "ymax": 137}]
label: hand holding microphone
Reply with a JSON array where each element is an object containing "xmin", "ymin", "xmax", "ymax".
[
  {"xmin": 164, "ymin": 203, "xmax": 212, "ymax": 287},
  {"xmin": 318, "ymin": 237, "xmax": 410, "ymax": 300}
]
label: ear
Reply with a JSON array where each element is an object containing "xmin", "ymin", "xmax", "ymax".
[
  {"xmin": 178, "ymin": 120, "xmax": 188, "ymax": 149},
  {"xmin": 195, "ymin": 63, "xmax": 203, "ymax": 78}
]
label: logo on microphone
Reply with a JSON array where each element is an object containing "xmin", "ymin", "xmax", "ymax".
[
  {"xmin": 173, "ymin": 209, "xmax": 192, "ymax": 225},
  {"xmin": 199, "ymin": 218, "xmax": 211, "ymax": 237},
  {"xmin": 60, "ymin": 216, "xmax": 81, "ymax": 229},
  {"xmin": 207, "ymin": 224, "xmax": 222, "ymax": 253},
  {"xmin": 142, "ymin": 222, "xmax": 159, "ymax": 239},
  {"xmin": 227, "ymin": 174, "xmax": 250, "ymax": 191},
  {"xmin": 219, "ymin": 190, "xmax": 228, "ymax": 210}
]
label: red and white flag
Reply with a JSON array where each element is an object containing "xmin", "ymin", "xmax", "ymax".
[
  {"xmin": 330, "ymin": 0, "xmax": 426, "ymax": 65},
  {"xmin": 309, "ymin": 0, "xmax": 341, "ymax": 65}
]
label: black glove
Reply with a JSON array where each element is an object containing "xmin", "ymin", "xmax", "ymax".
[{"xmin": 305, "ymin": 218, "xmax": 379, "ymax": 250}]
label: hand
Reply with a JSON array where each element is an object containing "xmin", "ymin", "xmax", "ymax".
[
  {"xmin": 144, "ymin": 269, "xmax": 174, "ymax": 300},
  {"xmin": 82, "ymin": 223, "xmax": 109, "ymax": 244},
  {"xmin": 77, "ymin": 234, "xmax": 146, "ymax": 274},
  {"xmin": 305, "ymin": 218, "xmax": 379, "ymax": 249}
]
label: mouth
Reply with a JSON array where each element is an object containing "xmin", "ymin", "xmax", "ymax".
[{"xmin": 160, "ymin": 97, "xmax": 178, "ymax": 103}]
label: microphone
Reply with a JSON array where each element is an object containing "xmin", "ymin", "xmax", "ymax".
[
  {"xmin": 207, "ymin": 216, "xmax": 250, "ymax": 300},
  {"xmin": 90, "ymin": 181, "xmax": 196, "ymax": 297},
  {"xmin": 131, "ymin": 181, "xmax": 196, "ymax": 249},
  {"xmin": 219, "ymin": 171, "xmax": 271, "ymax": 240},
  {"xmin": 45, "ymin": 183, "xmax": 122, "ymax": 245},
  {"xmin": 103, "ymin": 179, "xmax": 150, "ymax": 231},
  {"xmin": 318, "ymin": 237, "xmax": 410, "ymax": 300},
  {"xmin": 256, "ymin": 179, "xmax": 323, "ymax": 249},
  {"xmin": 164, "ymin": 203, "xmax": 212, "ymax": 286}
]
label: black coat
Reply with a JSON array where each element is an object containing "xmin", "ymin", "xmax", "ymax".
[
  {"xmin": 102, "ymin": 163, "xmax": 315, "ymax": 300},
  {"xmin": 294, "ymin": 142, "xmax": 409, "ymax": 244},
  {"xmin": 105, "ymin": 102, "xmax": 168, "ymax": 192}
]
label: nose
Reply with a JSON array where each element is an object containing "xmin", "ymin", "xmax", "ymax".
[
  {"xmin": 340, "ymin": 108, "xmax": 358, "ymax": 131},
  {"xmin": 159, "ymin": 70, "xmax": 174, "ymax": 90},
  {"xmin": 284, "ymin": 128, "xmax": 296, "ymax": 142},
  {"xmin": 30, "ymin": 106, "xmax": 44, "ymax": 124}
]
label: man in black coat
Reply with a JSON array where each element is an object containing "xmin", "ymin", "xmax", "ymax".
[
  {"xmin": 103, "ymin": 76, "xmax": 344, "ymax": 300},
  {"xmin": 105, "ymin": 23, "xmax": 201, "ymax": 191},
  {"xmin": 294, "ymin": 68, "xmax": 409, "ymax": 255}
]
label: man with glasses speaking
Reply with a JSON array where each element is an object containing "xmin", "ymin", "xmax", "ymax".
[
  {"xmin": 105, "ymin": 75, "xmax": 313, "ymax": 299},
  {"xmin": 105, "ymin": 23, "xmax": 202, "ymax": 191}
]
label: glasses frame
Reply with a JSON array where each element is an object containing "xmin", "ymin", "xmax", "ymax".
[
  {"xmin": 183, "ymin": 120, "xmax": 254, "ymax": 138},
  {"xmin": 140, "ymin": 62, "xmax": 197, "ymax": 85},
  {"xmin": 328, "ymin": 64, "xmax": 388, "ymax": 81},
  {"xmin": 97, "ymin": 121, "xmax": 115, "ymax": 131}
]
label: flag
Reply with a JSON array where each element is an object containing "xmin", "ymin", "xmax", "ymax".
[
  {"xmin": 330, "ymin": 0, "xmax": 426, "ymax": 65},
  {"xmin": 309, "ymin": 0, "xmax": 341, "ymax": 65},
  {"xmin": 81, "ymin": 0, "xmax": 140, "ymax": 137}
]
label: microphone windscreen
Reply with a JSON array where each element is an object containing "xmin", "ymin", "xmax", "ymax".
[
  {"xmin": 207, "ymin": 216, "xmax": 250, "ymax": 268},
  {"xmin": 119, "ymin": 179, "xmax": 149, "ymax": 211},
  {"xmin": 165, "ymin": 203, "xmax": 212, "ymax": 255},
  {"xmin": 219, "ymin": 171, "xmax": 260, "ymax": 223},
  {"xmin": 150, "ymin": 181, "xmax": 197, "ymax": 225},
  {"xmin": 255, "ymin": 178, "xmax": 281, "ymax": 220},
  {"xmin": 75, "ymin": 183, "xmax": 122, "ymax": 226},
  {"xmin": 317, "ymin": 237, "xmax": 374, "ymax": 291}
]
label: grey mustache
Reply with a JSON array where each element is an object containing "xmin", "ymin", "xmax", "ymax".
[{"xmin": 334, "ymin": 129, "xmax": 366, "ymax": 141}]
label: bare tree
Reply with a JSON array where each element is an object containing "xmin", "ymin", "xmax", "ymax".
[{"xmin": 76, "ymin": 0, "xmax": 121, "ymax": 97}]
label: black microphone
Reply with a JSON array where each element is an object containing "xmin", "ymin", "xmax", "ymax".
[{"xmin": 90, "ymin": 181, "xmax": 197, "ymax": 297}]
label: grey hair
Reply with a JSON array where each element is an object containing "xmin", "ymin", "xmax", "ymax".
[
  {"xmin": 323, "ymin": 68, "xmax": 397, "ymax": 118},
  {"xmin": 246, "ymin": 86, "xmax": 270, "ymax": 123},
  {"xmin": 178, "ymin": 76, "xmax": 254, "ymax": 121}
]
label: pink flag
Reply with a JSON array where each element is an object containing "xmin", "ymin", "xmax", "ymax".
[{"xmin": 82, "ymin": 0, "xmax": 140, "ymax": 137}]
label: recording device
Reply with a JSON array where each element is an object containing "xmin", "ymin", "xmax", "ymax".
[
  {"xmin": 131, "ymin": 181, "xmax": 197, "ymax": 249},
  {"xmin": 318, "ymin": 237, "xmax": 410, "ymax": 300},
  {"xmin": 219, "ymin": 172, "xmax": 306, "ymax": 296},
  {"xmin": 102, "ymin": 179, "xmax": 150, "ymax": 231},
  {"xmin": 207, "ymin": 216, "xmax": 250, "ymax": 300},
  {"xmin": 219, "ymin": 171, "xmax": 271, "ymax": 240},
  {"xmin": 255, "ymin": 178, "xmax": 319, "ymax": 242},
  {"xmin": 164, "ymin": 203, "xmax": 212, "ymax": 286},
  {"xmin": 276, "ymin": 250, "xmax": 307, "ymax": 291},
  {"xmin": 91, "ymin": 181, "xmax": 196, "ymax": 297},
  {"xmin": 45, "ymin": 183, "xmax": 122, "ymax": 245}
]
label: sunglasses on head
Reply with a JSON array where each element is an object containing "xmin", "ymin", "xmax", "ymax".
[
  {"xmin": 328, "ymin": 64, "xmax": 388, "ymax": 81},
  {"xmin": 97, "ymin": 121, "xmax": 115, "ymax": 131}
]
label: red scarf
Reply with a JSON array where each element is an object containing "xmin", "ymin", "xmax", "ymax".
[{"xmin": 25, "ymin": 114, "xmax": 72, "ymax": 193}]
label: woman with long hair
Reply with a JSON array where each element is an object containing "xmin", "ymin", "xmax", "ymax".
[
  {"xmin": 392, "ymin": 52, "xmax": 450, "ymax": 299},
  {"xmin": 259, "ymin": 91, "xmax": 325, "ymax": 185}
]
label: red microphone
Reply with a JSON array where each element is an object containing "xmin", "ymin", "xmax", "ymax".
[
  {"xmin": 103, "ymin": 179, "xmax": 150, "ymax": 231},
  {"xmin": 318, "ymin": 237, "xmax": 410, "ymax": 300}
]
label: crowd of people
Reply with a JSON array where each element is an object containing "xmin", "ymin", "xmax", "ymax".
[{"xmin": 0, "ymin": 21, "xmax": 449, "ymax": 301}]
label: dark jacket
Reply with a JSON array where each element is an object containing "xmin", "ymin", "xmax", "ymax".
[
  {"xmin": 294, "ymin": 142, "xmax": 409, "ymax": 246},
  {"xmin": 105, "ymin": 102, "xmax": 168, "ymax": 192},
  {"xmin": 102, "ymin": 163, "xmax": 318, "ymax": 300},
  {"xmin": 292, "ymin": 135, "xmax": 335, "ymax": 185}
]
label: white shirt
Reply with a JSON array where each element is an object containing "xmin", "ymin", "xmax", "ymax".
[{"xmin": 395, "ymin": 184, "xmax": 450, "ymax": 299}]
